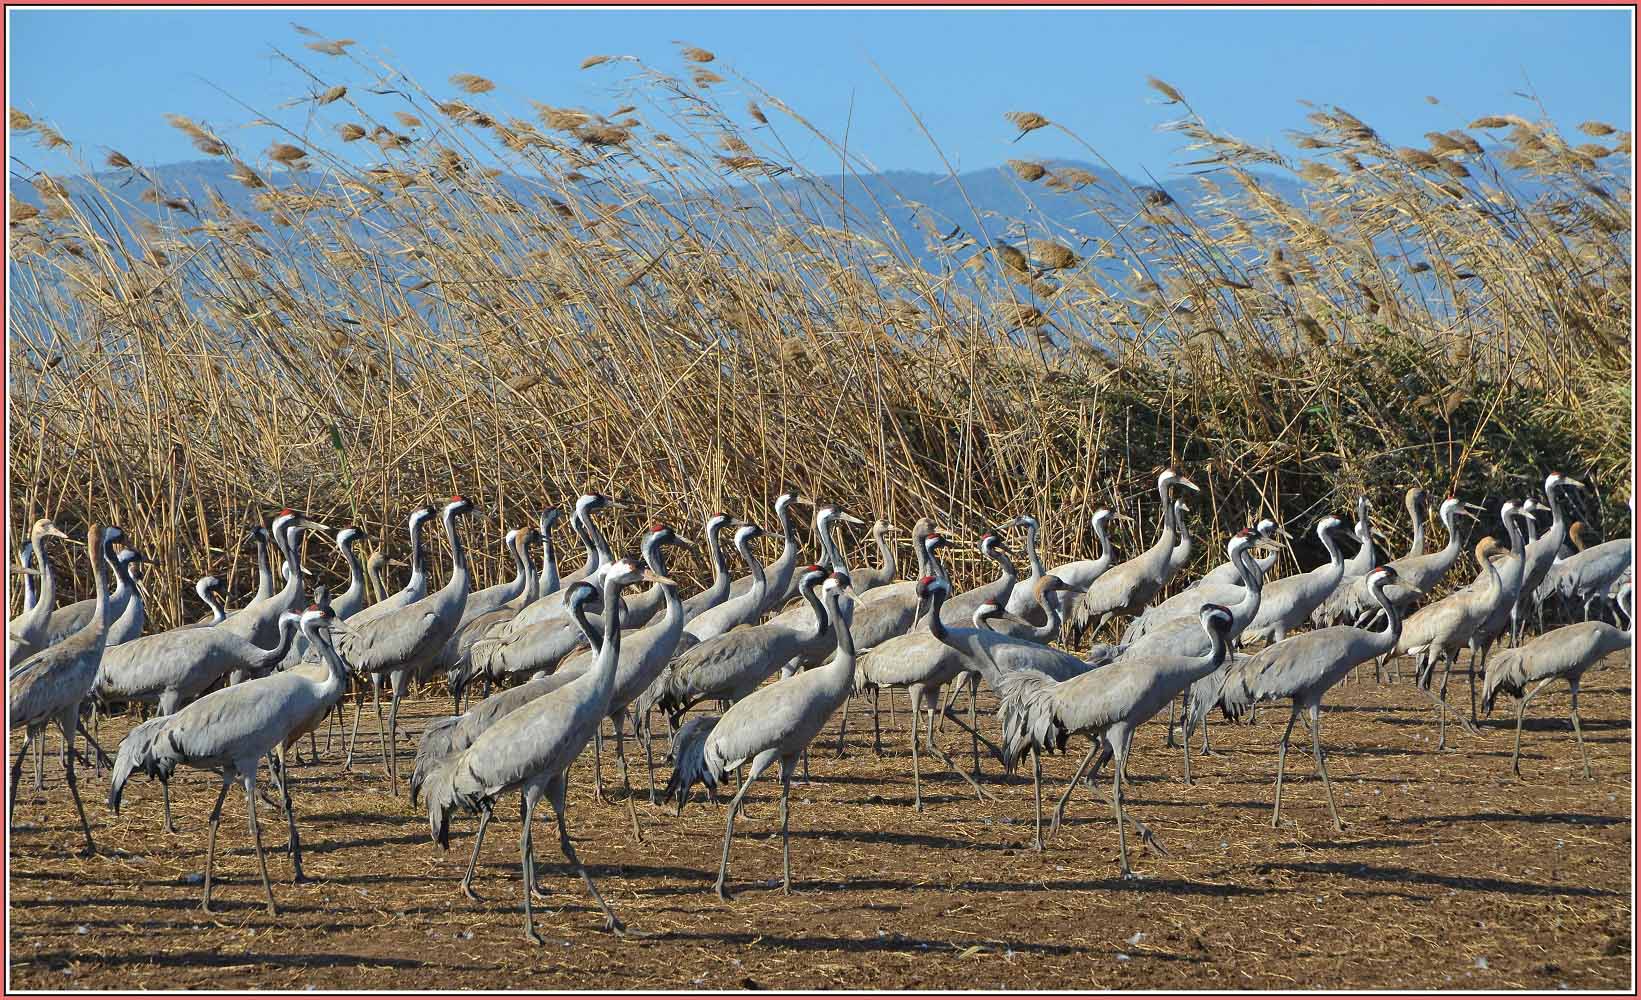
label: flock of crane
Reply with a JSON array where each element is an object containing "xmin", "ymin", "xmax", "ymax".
[{"xmin": 7, "ymin": 470, "xmax": 1634, "ymax": 945}]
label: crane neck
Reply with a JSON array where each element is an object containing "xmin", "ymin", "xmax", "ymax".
[
  {"xmin": 31, "ymin": 528, "xmax": 61, "ymax": 615},
  {"xmin": 593, "ymin": 574, "xmax": 626, "ymax": 684},
  {"xmin": 704, "ymin": 522, "xmax": 730, "ymax": 589},
  {"xmin": 570, "ymin": 512, "xmax": 598, "ymax": 581},
  {"xmin": 1319, "ymin": 526, "xmax": 1345, "ymax": 569},
  {"xmin": 1022, "ymin": 521, "xmax": 1045, "ymax": 579},
  {"xmin": 1436, "ymin": 505, "xmax": 1465, "ymax": 561},
  {"xmin": 1365, "ymin": 576, "xmax": 1404, "ymax": 649},
  {"xmin": 822, "ymin": 588, "xmax": 857, "ymax": 677},
  {"xmin": 911, "ymin": 523, "xmax": 932, "ymax": 578},
  {"xmin": 775, "ymin": 498, "xmax": 801, "ymax": 555},
  {"xmin": 1091, "ymin": 517, "xmax": 1114, "ymax": 575},
  {"xmin": 86, "ymin": 532, "xmax": 115, "ymax": 643},
  {"xmin": 641, "ymin": 535, "xmax": 683, "ymax": 623},
  {"xmin": 796, "ymin": 580, "xmax": 830, "ymax": 645},
  {"xmin": 337, "ymin": 536, "xmax": 366, "ymax": 610},
  {"xmin": 200, "ymin": 581, "xmax": 227, "ymax": 624},
  {"xmin": 584, "ymin": 509, "xmax": 615, "ymax": 568},
  {"xmin": 20, "ymin": 541, "xmax": 37, "ymax": 611},
  {"xmin": 985, "ymin": 545, "xmax": 1020, "ymax": 607},
  {"xmin": 1405, "ymin": 493, "xmax": 1426, "ymax": 558},
  {"xmin": 306, "ymin": 620, "xmax": 351, "ymax": 695},
  {"xmin": 874, "ymin": 525, "xmax": 897, "ymax": 582},
  {"xmin": 1029, "ymin": 584, "xmax": 1063, "ymax": 642},
  {"xmin": 406, "ymin": 515, "xmax": 430, "ymax": 594},
  {"xmin": 256, "ymin": 612, "xmax": 303, "ymax": 667},
  {"xmin": 567, "ymin": 596, "xmax": 605, "ymax": 655},
  {"xmin": 441, "ymin": 506, "xmax": 472, "ymax": 598},
  {"xmin": 538, "ymin": 523, "xmax": 560, "ymax": 597},
  {"xmin": 815, "ymin": 514, "xmax": 847, "ymax": 574},
  {"xmin": 252, "ymin": 531, "xmax": 273, "ymax": 601}
]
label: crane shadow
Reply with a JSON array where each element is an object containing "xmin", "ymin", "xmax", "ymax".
[
  {"xmin": 15, "ymin": 948, "xmax": 492, "ymax": 973},
  {"xmin": 639, "ymin": 927, "xmax": 1115, "ymax": 959},
  {"xmin": 1397, "ymin": 811, "xmax": 1626, "ymax": 828},
  {"xmin": 1247, "ymin": 860, "xmax": 1623, "ymax": 898},
  {"xmin": 784, "ymin": 828, "xmax": 1023, "ymax": 852}
]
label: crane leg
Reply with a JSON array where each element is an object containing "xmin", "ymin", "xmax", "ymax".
[
  {"xmin": 74, "ymin": 721, "xmax": 113, "ymax": 771},
  {"xmin": 1569, "ymin": 679, "xmax": 1592, "ymax": 780},
  {"xmin": 519, "ymin": 785, "xmax": 544, "ymax": 944},
  {"xmin": 386, "ymin": 671, "xmax": 411, "ymax": 796},
  {"xmin": 33, "ymin": 728, "xmax": 45, "ymax": 790},
  {"xmin": 57, "ymin": 711, "xmax": 94, "ymax": 856},
  {"xmin": 641, "ymin": 709, "xmax": 658, "ymax": 805},
  {"xmin": 372, "ymin": 675, "xmax": 388, "ymax": 775},
  {"xmin": 613, "ymin": 712, "xmax": 641, "ymax": 844},
  {"xmin": 548, "ymin": 772, "xmax": 624, "ymax": 935},
  {"xmin": 714, "ymin": 749, "xmax": 775, "ymax": 902},
  {"xmin": 243, "ymin": 773, "xmax": 278, "ymax": 915},
  {"xmin": 1166, "ymin": 697, "xmax": 1179, "ymax": 749},
  {"xmin": 924, "ymin": 695, "xmax": 996, "ymax": 803},
  {"xmin": 1436, "ymin": 653, "xmax": 1454, "ymax": 751},
  {"xmin": 272, "ymin": 746, "xmax": 305, "ymax": 882},
  {"xmin": 1031, "ymin": 746, "xmax": 1043, "ymax": 853},
  {"xmin": 460, "ymin": 802, "xmax": 493, "ymax": 901},
  {"xmin": 1271, "ymin": 707, "xmax": 1298, "ymax": 829},
  {"xmin": 886, "ymin": 685, "xmax": 896, "ymax": 727},
  {"xmin": 871, "ymin": 688, "xmax": 883, "ymax": 757},
  {"xmin": 909, "ymin": 692, "xmax": 924, "ymax": 811},
  {"xmin": 967, "ymin": 673, "xmax": 982, "ymax": 779},
  {"xmin": 1111, "ymin": 737, "xmax": 1134, "ymax": 878},
  {"xmin": 9, "ymin": 729, "xmax": 34, "ymax": 826},
  {"xmin": 343, "ymin": 683, "xmax": 364, "ymax": 770},
  {"xmin": 834, "ymin": 695, "xmax": 851, "ymax": 759},
  {"xmin": 778, "ymin": 756, "xmax": 797, "ymax": 894},
  {"xmin": 200, "ymin": 775, "xmax": 232, "ymax": 913},
  {"xmin": 161, "ymin": 781, "xmax": 179, "ymax": 835},
  {"xmin": 1510, "ymin": 678, "xmax": 1552, "ymax": 778},
  {"xmin": 1308, "ymin": 703, "xmax": 1343, "ymax": 832},
  {"xmin": 592, "ymin": 727, "xmax": 607, "ymax": 805},
  {"xmin": 1050, "ymin": 741, "xmax": 1107, "ymax": 838}
]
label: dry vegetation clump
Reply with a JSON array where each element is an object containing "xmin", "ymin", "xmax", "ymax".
[{"xmin": 5, "ymin": 52, "xmax": 1632, "ymax": 627}]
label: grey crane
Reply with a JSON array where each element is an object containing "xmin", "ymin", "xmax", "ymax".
[
  {"xmin": 1070, "ymin": 469, "xmax": 1200, "ymax": 638},
  {"xmin": 7, "ymin": 518, "xmax": 71, "ymax": 666},
  {"xmin": 1002, "ymin": 515, "xmax": 1049, "ymax": 618},
  {"xmin": 946, "ymin": 572, "xmax": 1236, "ymax": 868},
  {"xmin": 8, "ymin": 523, "xmax": 121, "ymax": 854},
  {"xmin": 108, "ymin": 605, "xmax": 352, "ymax": 913},
  {"xmin": 638, "ymin": 566, "xmax": 831, "ymax": 728},
  {"xmin": 676, "ymin": 524, "xmax": 770, "ymax": 651},
  {"xmin": 104, "ymin": 547, "xmax": 152, "ymax": 647},
  {"xmin": 334, "ymin": 496, "xmax": 478, "ymax": 794},
  {"xmin": 1483, "ymin": 586, "xmax": 1632, "ymax": 779},
  {"xmin": 500, "ymin": 493, "xmax": 616, "ymax": 633},
  {"xmin": 665, "ymin": 571, "xmax": 859, "ymax": 900},
  {"xmin": 1350, "ymin": 496, "xmax": 1479, "ymax": 680},
  {"xmin": 95, "ymin": 611, "xmax": 302, "ymax": 833},
  {"xmin": 218, "ymin": 510, "xmax": 323, "ymax": 653},
  {"xmin": 530, "ymin": 524, "xmax": 696, "ymax": 823},
  {"xmin": 1122, "ymin": 529, "xmax": 1274, "ymax": 646},
  {"xmin": 725, "ymin": 492, "xmax": 809, "ymax": 611},
  {"xmin": 1310, "ymin": 496, "xmax": 1380, "ymax": 628},
  {"xmin": 1516, "ymin": 473, "xmax": 1587, "ymax": 640},
  {"xmin": 247, "ymin": 524, "xmax": 275, "ymax": 602},
  {"xmin": 1537, "ymin": 536, "xmax": 1633, "ymax": 622},
  {"xmin": 424, "ymin": 559, "xmax": 660, "ymax": 941},
  {"xmin": 350, "ymin": 505, "xmax": 439, "ymax": 625},
  {"xmin": 1466, "ymin": 498, "xmax": 1539, "ymax": 712},
  {"xmin": 851, "ymin": 519, "xmax": 901, "ymax": 593},
  {"xmin": 1164, "ymin": 498, "xmax": 1196, "ymax": 579},
  {"xmin": 857, "ymin": 517, "xmax": 941, "ymax": 607},
  {"xmin": 1215, "ymin": 566, "xmax": 1415, "ymax": 830},
  {"xmin": 434, "ymin": 527, "xmax": 532, "ymax": 687},
  {"xmin": 32, "ymin": 530, "xmax": 143, "ymax": 656},
  {"xmin": 445, "ymin": 530, "xmax": 541, "ymax": 711},
  {"xmin": 1397, "ymin": 502, "xmax": 1529, "ymax": 749},
  {"xmin": 1240, "ymin": 516, "xmax": 1351, "ymax": 644}
]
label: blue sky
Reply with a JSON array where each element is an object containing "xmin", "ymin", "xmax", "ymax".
[{"xmin": 8, "ymin": 6, "xmax": 1634, "ymax": 179}]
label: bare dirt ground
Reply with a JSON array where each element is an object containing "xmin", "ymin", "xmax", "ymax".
[{"xmin": 8, "ymin": 653, "xmax": 1633, "ymax": 990}]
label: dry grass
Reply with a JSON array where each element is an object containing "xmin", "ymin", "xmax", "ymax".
[
  {"xmin": 7, "ymin": 655, "xmax": 1632, "ymax": 989},
  {"xmin": 5, "ymin": 41, "xmax": 1632, "ymax": 631}
]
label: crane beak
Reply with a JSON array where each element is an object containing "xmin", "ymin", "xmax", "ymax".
[
  {"xmin": 669, "ymin": 537, "xmax": 701, "ymax": 554},
  {"xmin": 1252, "ymin": 538, "xmax": 1282, "ymax": 553},
  {"xmin": 1178, "ymin": 478, "xmax": 1202, "ymax": 492},
  {"xmin": 1059, "ymin": 582, "xmax": 1089, "ymax": 595},
  {"xmin": 996, "ymin": 609, "xmax": 1035, "ymax": 628},
  {"xmin": 838, "ymin": 512, "xmax": 867, "ymax": 526},
  {"xmin": 1565, "ymin": 478, "xmax": 1586, "ymax": 489},
  {"xmin": 793, "ymin": 496, "xmax": 815, "ymax": 506},
  {"xmin": 44, "ymin": 525, "xmax": 71, "ymax": 541},
  {"xmin": 13, "ymin": 565, "xmax": 41, "ymax": 576},
  {"xmin": 296, "ymin": 518, "xmax": 333, "ymax": 537},
  {"xmin": 642, "ymin": 571, "xmax": 677, "ymax": 586}
]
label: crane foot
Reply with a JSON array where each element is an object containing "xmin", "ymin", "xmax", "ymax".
[
  {"xmin": 714, "ymin": 881, "xmax": 734, "ymax": 902},
  {"xmin": 604, "ymin": 915, "xmax": 627, "ymax": 936},
  {"xmin": 524, "ymin": 926, "xmax": 544, "ymax": 946}
]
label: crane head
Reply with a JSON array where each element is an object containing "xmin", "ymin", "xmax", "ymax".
[
  {"xmin": 915, "ymin": 574, "xmax": 951, "ymax": 599},
  {"xmin": 565, "ymin": 580, "xmax": 598, "ymax": 612},
  {"xmin": 1197, "ymin": 603, "xmax": 1234, "ymax": 635},
  {"xmin": 31, "ymin": 518, "xmax": 71, "ymax": 542}
]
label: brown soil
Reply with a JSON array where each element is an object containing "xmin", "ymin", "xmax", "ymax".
[{"xmin": 8, "ymin": 654, "xmax": 1633, "ymax": 990}]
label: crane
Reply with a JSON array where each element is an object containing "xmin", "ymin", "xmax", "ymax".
[
  {"xmin": 1241, "ymin": 516, "xmax": 1351, "ymax": 644},
  {"xmin": 534, "ymin": 508, "xmax": 563, "ymax": 600},
  {"xmin": 680, "ymin": 512, "xmax": 735, "ymax": 619},
  {"xmin": 424, "ymin": 558, "xmax": 660, "ymax": 941},
  {"xmin": 7, "ymin": 518, "xmax": 71, "ymax": 667},
  {"xmin": 725, "ymin": 492, "xmax": 809, "ymax": 611},
  {"xmin": 1401, "ymin": 487, "xmax": 1429, "ymax": 559},
  {"xmin": 8, "ymin": 523, "xmax": 122, "ymax": 855},
  {"xmin": 937, "ymin": 569, "xmax": 1235, "ymax": 867},
  {"xmin": 1070, "ymin": 470, "xmax": 1200, "ymax": 639},
  {"xmin": 851, "ymin": 519, "xmax": 901, "ymax": 593},
  {"xmin": 108, "ymin": 605, "xmax": 352, "ymax": 913},
  {"xmin": 1483, "ymin": 585, "xmax": 1632, "ymax": 779},
  {"xmin": 333, "ymin": 496, "xmax": 479, "ymax": 794},
  {"xmin": 1216, "ymin": 566, "xmax": 1415, "ymax": 830},
  {"xmin": 1397, "ymin": 502, "xmax": 1529, "ymax": 749},
  {"xmin": 1516, "ymin": 473, "xmax": 1587, "ymax": 640},
  {"xmin": 664, "ymin": 571, "xmax": 859, "ymax": 900}
]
